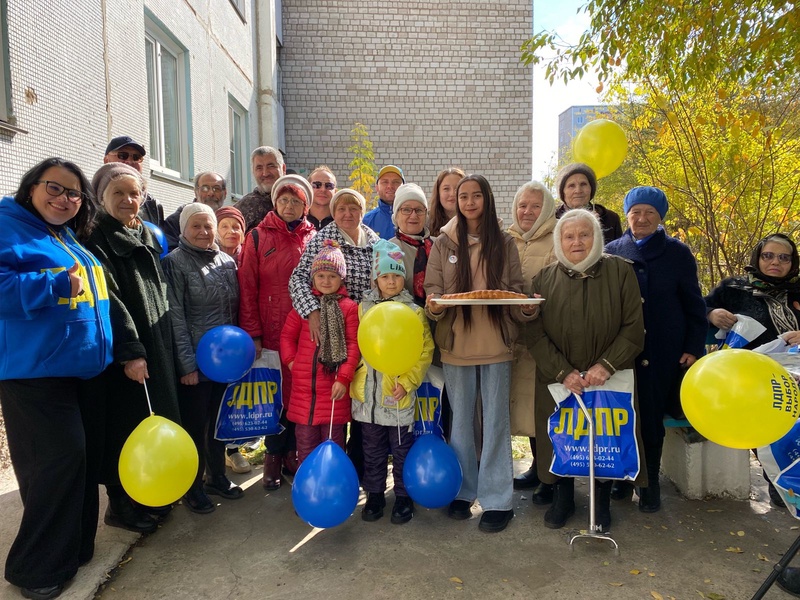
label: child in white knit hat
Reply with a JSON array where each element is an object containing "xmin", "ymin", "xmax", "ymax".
[{"xmin": 351, "ymin": 239, "xmax": 434, "ymax": 524}]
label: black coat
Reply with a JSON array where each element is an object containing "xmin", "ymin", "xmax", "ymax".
[
  {"xmin": 605, "ymin": 228, "xmax": 708, "ymax": 441},
  {"xmin": 83, "ymin": 213, "xmax": 180, "ymax": 483}
]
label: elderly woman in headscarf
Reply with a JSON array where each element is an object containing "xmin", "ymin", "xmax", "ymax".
[
  {"xmin": 525, "ymin": 208, "xmax": 645, "ymax": 532},
  {"xmin": 507, "ymin": 181, "xmax": 557, "ymax": 503},
  {"xmin": 215, "ymin": 205, "xmax": 246, "ymax": 263},
  {"xmin": 83, "ymin": 162, "xmax": 181, "ymax": 535},
  {"xmin": 605, "ymin": 187, "xmax": 707, "ymax": 513},
  {"xmin": 555, "ymin": 163, "xmax": 622, "ymax": 244}
]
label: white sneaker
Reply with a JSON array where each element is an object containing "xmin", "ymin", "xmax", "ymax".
[{"xmin": 225, "ymin": 451, "xmax": 252, "ymax": 474}]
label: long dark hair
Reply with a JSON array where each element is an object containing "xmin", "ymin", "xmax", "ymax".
[
  {"xmin": 14, "ymin": 157, "xmax": 96, "ymax": 239},
  {"xmin": 454, "ymin": 174, "xmax": 506, "ymax": 329},
  {"xmin": 428, "ymin": 167, "xmax": 465, "ymax": 237}
]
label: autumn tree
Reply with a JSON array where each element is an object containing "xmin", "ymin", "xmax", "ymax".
[
  {"xmin": 523, "ymin": 1, "xmax": 800, "ymax": 291},
  {"xmin": 348, "ymin": 122, "xmax": 377, "ymax": 208}
]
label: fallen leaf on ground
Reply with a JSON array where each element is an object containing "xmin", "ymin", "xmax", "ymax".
[
  {"xmin": 677, "ymin": 538, "xmax": 684, "ymax": 542},
  {"xmin": 707, "ymin": 593, "xmax": 726, "ymax": 600},
  {"xmin": 609, "ymin": 583, "xmax": 624, "ymax": 587},
  {"xmin": 725, "ymin": 547, "xmax": 743, "ymax": 553},
  {"xmin": 631, "ymin": 569, "xmax": 641, "ymax": 575},
  {"xmin": 707, "ymin": 509, "xmax": 722, "ymax": 513},
  {"xmin": 649, "ymin": 572, "xmax": 656, "ymax": 577},
  {"xmin": 651, "ymin": 591, "xmax": 664, "ymax": 600},
  {"xmin": 449, "ymin": 577, "xmax": 463, "ymax": 584},
  {"xmin": 737, "ymin": 531, "xmax": 745, "ymax": 536},
  {"xmin": 704, "ymin": 579, "xmax": 711, "ymax": 583},
  {"xmin": 758, "ymin": 553, "xmax": 769, "ymax": 561},
  {"xmin": 119, "ymin": 557, "xmax": 132, "ymax": 566}
]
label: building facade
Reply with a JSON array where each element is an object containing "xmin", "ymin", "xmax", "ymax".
[
  {"xmin": 557, "ymin": 104, "xmax": 613, "ymax": 163},
  {"xmin": 0, "ymin": 0, "xmax": 281, "ymax": 215},
  {"xmin": 280, "ymin": 0, "xmax": 533, "ymax": 218}
]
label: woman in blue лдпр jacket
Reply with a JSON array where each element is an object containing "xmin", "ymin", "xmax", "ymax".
[{"xmin": 0, "ymin": 158, "xmax": 113, "ymax": 600}]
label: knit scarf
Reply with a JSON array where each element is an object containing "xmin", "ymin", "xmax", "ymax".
[
  {"xmin": 745, "ymin": 273, "xmax": 800, "ymax": 335},
  {"xmin": 395, "ymin": 230, "xmax": 432, "ymax": 305},
  {"xmin": 318, "ymin": 293, "xmax": 348, "ymax": 374}
]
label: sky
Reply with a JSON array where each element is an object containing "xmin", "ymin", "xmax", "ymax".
[{"xmin": 530, "ymin": 0, "xmax": 603, "ymax": 180}]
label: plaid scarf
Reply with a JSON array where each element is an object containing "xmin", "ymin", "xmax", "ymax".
[
  {"xmin": 318, "ymin": 293, "xmax": 347, "ymax": 374},
  {"xmin": 395, "ymin": 231, "xmax": 432, "ymax": 306}
]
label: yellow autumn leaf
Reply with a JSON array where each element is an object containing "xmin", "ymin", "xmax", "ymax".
[
  {"xmin": 725, "ymin": 547, "xmax": 743, "ymax": 553},
  {"xmin": 649, "ymin": 573, "xmax": 656, "ymax": 577},
  {"xmin": 631, "ymin": 569, "xmax": 641, "ymax": 575},
  {"xmin": 677, "ymin": 539, "xmax": 684, "ymax": 542},
  {"xmin": 449, "ymin": 577, "xmax": 463, "ymax": 584},
  {"xmin": 707, "ymin": 593, "xmax": 726, "ymax": 600},
  {"xmin": 737, "ymin": 531, "xmax": 745, "ymax": 537},
  {"xmin": 651, "ymin": 592, "xmax": 664, "ymax": 600},
  {"xmin": 758, "ymin": 553, "xmax": 769, "ymax": 561}
]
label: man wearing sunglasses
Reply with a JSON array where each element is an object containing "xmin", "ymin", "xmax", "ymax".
[
  {"xmin": 236, "ymin": 146, "xmax": 287, "ymax": 233},
  {"xmin": 306, "ymin": 165, "xmax": 337, "ymax": 231},
  {"xmin": 103, "ymin": 135, "xmax": 165, "ymax": 228}
]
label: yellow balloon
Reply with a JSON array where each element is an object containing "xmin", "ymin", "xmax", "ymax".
[
  {"xmin": 681, "ymin": 350, "xmax": 800, "ymax": 449},
  {"xmin": 572, "ymin": 119, "xmax": 628, "ymax": 179},
  {"xmin": 119, "ymin": 415, "xmax": 198, "ymax": 506},
  {"xmin": 357, "ymin": 302, "xmax": 423, "ymax": 377}
]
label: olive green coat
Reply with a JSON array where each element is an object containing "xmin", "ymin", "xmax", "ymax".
[{"xmin": 525, "ymin": 255, "xmax": 647, "ymax": 485}]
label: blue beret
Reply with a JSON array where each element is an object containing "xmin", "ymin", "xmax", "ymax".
[{"xmin": 623, "ymin": 186, "xmax": 668, "ymax": 219}]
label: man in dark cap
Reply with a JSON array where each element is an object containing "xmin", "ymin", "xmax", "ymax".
[
  {"xmin": 555, "ymin": 162, "xmax": 622, "ymax": 243},
  {"xmin": 103, "ymin": 135, "xmax": 164, "ymax": 227}
]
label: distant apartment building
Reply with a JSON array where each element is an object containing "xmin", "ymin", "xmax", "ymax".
[
  {"xmin": 558, "ymin": 105, "xmax": 613, "ymax": 163},
  {"xmin": 280, "ymin": 0, "xmax": 533, "ymax": 217},
  {"xmin": 0, "ymin": 0, "xmax": 283, "ymax": 214}
]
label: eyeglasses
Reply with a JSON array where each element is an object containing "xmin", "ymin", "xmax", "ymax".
[
  {"xmin": 398, "ymin": 207, "xmax": 427, "ymax": 216},
  {"xmin": 112, "ymin": 151, "xmax": 144, "ymax": 163},
  {"xmin": 36, "ymin": 180, "xmax": 84, "ymax": 204},
  {"xmin": 311, "ymin": 181, "xmax": 336, "ymax": 190},
  {"xmin": 760, "ymin": 251, "xmax": 792, "ymax": 264},
  {"xmin": 276, "ymin": 197, "xmax": 305, "ymax": 208},
  {"xmin": 199, "ymin": 185, "xmax": 225, "ymax": 194}
]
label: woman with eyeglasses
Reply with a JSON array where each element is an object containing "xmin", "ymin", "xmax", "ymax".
[
  {"xmin": 81, "ymin": 162, "xmax": 181, "ymax": 536},
  {"xmin": 306, "ymin": 166, "xmax": 337, "ymax": 231},
  {"xmin": 390, "ymin": 183, "xmax": 432, "ymax": 307},
  {"xmin": 238, "ymin": 175, "xmax": 317, "ymax": 490},
  {"xmin": 704, "ymin": 232, "xmax": 800, "ymax": 510},
  {"xmin": 0, "ymin": 158, "xmax": 113, "ymax": 600}
]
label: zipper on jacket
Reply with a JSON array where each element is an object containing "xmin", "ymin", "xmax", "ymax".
[
  {"xmin": 308, "ymin": 345, "xmax": 320, "ymax": 425},
  {"xmin": 370, "ymin": 367, "xmax": 379, "ymax": 423}
]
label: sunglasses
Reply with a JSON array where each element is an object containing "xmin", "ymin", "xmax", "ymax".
[
  {"xmin": 760, "ymin": 251, "xmax": 792, "ymax": 264},
  {"xmin": 311, "ymin": 181, "xmax": 336, "ymax": 190},
  {"xmin": 113, "ymin": 151, "xmax": 144, "ymax": 163}
]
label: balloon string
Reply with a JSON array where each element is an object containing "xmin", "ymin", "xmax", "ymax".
[
  {"xmin": 143, "ymin": 380, "xmax": 154, "ymax": 416},
  {"xmin": 328, "ymin": 396, "xmax": 335, "ymax": 441},
  {"xmin": 395, "ymin": 376, "xmax": 401, "ymax": 446}
]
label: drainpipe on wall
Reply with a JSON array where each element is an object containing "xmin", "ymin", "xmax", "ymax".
[{"xmin": 253, "ymin": 0, "xmax": 280, "ymax": 148}]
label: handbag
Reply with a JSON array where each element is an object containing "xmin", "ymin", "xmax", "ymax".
[
  {"xmin": 546, "ymin": 369, "xmax": 640, "ymax": 480},
  {"xmin": 214, "ymin": 349, "xmax": 285, "ymax": 441},
  {"xmin": 413, "ymin": 365, "xmax": 445, "ymax": 439}
]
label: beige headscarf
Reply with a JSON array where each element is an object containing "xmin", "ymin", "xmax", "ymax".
[{"xmin": 510, "ymin": 181, "xmax": 556, "ymax": 241}]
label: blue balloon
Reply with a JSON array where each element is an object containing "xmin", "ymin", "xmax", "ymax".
[
  {"xmin": 292, "ymin": 440, "xmax": 359, "ymax": 528},
  {"xmin": 143, "ymin": 221, "xmax": 168, "ymax": 259},
  {"xmin": 196, "ymin": 325, "xmax": 256, "ymax": 383},
  {"xmin": 404, "ymin": 434, "xmax": 463, "ymax": 509}
]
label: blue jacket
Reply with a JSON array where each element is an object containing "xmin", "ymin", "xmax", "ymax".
[
  {"xmin": 363, "ymin": 199, "xmax": 395, "ymax": 240},
  {"xmin": 605, "ymin": 227, "xmax": 707, "ymax": 436},
  {"xmin": 0, "ymin": 196, "xmax": 113, "ymax": 379}
]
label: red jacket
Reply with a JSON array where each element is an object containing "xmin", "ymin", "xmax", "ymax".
[
  {"xmin": 280, "ymin": 286, "xmax": 360, "ymax": 426},
  {"xmin": 238, "ymin": 211, "xmax": 316, "ymax": 350}
]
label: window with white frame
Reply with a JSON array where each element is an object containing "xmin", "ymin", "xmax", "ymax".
[
  {"xmin": 228, "ymin": 98, "xmax": 249, "ymax": 196},
  {"xmin": 145, "ymin": 21, "xmax": 189, "ymax": 177}
]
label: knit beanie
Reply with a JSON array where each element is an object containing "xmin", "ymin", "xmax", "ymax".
[
  {"xmin": 180, "ymin": 202, "xmax": 217, "ymax": 234},
  {"xmin": 271, "ymin": 174, "xmax": 314, "ymax": 209},
  {"xmin": 92, "ymin": 162, "xmax": 146, "ymax": 207},
  {"xmin": 311, "ymin": 239, "xmax": 347, "ymax": 280},
  {"xmin": 330, "ymin": 188, "xmax": 367, "ymax": 214},
  {"xmin": 623, "ymin": 186, "xmax": 669, "ymax": 219},
  {"xmin": 556, "ymin": 162, "xmax": 597, "ymax": 202},
  {"xmin": 392, "ymin": 183, "xmax": 428, "ymax": 225},
  {"xmin": 215, "ymin": 206, "xmax": 246, "ymax": 232},
  {"xmin": 372, "ymin": 238, "xmax": 406, "ymax": 280}
]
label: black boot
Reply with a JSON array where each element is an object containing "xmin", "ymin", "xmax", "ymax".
[
  {"xmin": 514, "ymin": 437, "xmax": 540, "ymax": 490},
  {"xmin": 531, "ymin": 482, "xmax": 554, "ymax": 505},
  {"xmin": 104, "ymin": 486, "xmax": 157, "ymax": 534},
  {"xmin": 777, "ymin": 566, "xmax": 800, "ymax": 597},
  {"xmin": 544, "ymin": 478, "xmax": 575, "ymax": 529},
  {"xmin": 595, "ymin": 480, "xmax": 612, "ymax": 531},
  {"xmin": 610, "ymin": 480, "xmax": 634, "ymax": 501},
  {"xmin": 362, "ymin": 492, "xmax": 386, "ymax": 522},
  {"xmin": 639, "ymin": 443, "xmax": 663, "ymax": 513}
]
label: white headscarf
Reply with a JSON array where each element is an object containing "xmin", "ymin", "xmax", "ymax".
[{"xmin": 553, "ymin": 208, "xmax": 604, "ymax": 273}]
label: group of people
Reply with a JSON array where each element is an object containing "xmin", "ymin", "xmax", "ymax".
[{"xmin": 3, "ymin": 135, "xmax": 800, "ymax": 599}]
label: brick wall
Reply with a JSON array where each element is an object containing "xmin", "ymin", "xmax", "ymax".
[
  {"xmin": 281, "ymin": 0, "xmax": 532, "ymax": 220},
  {"xmin": 1, "ymin": 0, "xmax": 258, "ymax": 217}
]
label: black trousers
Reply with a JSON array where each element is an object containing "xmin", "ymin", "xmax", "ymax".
[
  {"xmin": 0, "ymin": 378, "xmax": 92, "ymax": 588},
  {"xmin": 263, "ymin": 414, "xmax": 296, "ymax": 455},
  {"xmin": 178, "ymin": 381, "xmax": 228, "ymax": 486}
]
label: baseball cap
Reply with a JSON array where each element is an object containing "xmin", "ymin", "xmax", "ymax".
[
  {"xmin": 105, "ymin": 136, "xmax": 146, "ymax": 157},
  {"xmin": 377, "ymin": 165, "xmax": 405, "ymax": 183}
]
